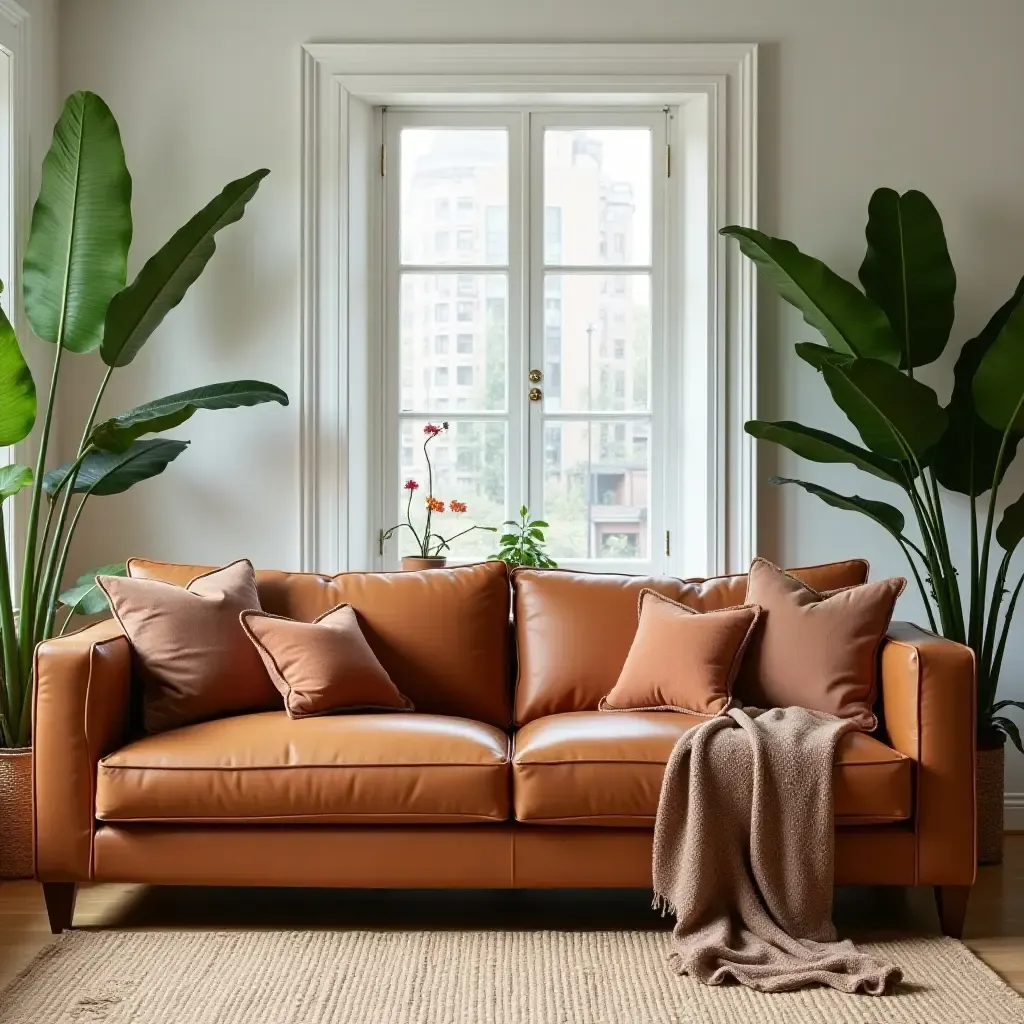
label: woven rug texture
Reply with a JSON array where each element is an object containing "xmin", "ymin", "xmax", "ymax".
[{"xmin": 1, "ymin": 929, "xmax": 1022, "ymax": 1023}]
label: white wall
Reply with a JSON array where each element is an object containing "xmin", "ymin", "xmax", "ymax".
[
  {"xmin": 56, "ymin": 1, "xmax": 1024, "ymax": 789},
  {"xmin": 8, "ymin": 0, "xmax": 59, "ymax": 576}
]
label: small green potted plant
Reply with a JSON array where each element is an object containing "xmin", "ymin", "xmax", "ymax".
[{"xmin": 491, "ymin": 507, "xmax": 557, "ymax": 569}]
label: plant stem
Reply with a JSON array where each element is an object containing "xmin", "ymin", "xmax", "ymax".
[
  {"xmin": 57, "ymin": 606, "xmax": 76, "ymax": 637},
  {"xmin": 927, "ymin": 467, "xmax": 964, "ymax": 641},
  {"xmin": 42, "ymin": 492, "xmax": 92, "ymax": 641},
  {"xmin": 80, "ymin": 365, "xmax": 114, "ymax": 450},
  {"xmin": 32, "ymin": 498, "xmax": 58, "ymax": 593},
  {"xmin": 33, "ymin": 448, "xmax": 94, "ymax": 631},
  {"xmin": 970, "ymin": 480, "xmax": 980, "ymax": 653},
  {"xmin": 35, "ymin": 368, "xmax": 116, "ymax": 630},
  {"xmin": 979, "ymin": 419, "xmax": 1018, "ymax": 665},
  {"xmin": 981, "ymin": 550, "xmax": 1011, "ymax": 701},
  {"xmin": 0, "ymin": 512, "xmax": 17, "ymax": 746},
  {"xmin": 404, "ymin": 486, "xmax": 422, "ymax": 555},
  {"xmin": 423, "ymin": 434, "xmax": 435, "ymax": 556},
  {"xmin": 990, "ymin": 572, "xmax": 1024, "ymax": 706},
  {"xmin": 904, "ymin": 481, "xmax": 950, "ymax": 631},
  {"xmin": 18, "ymin": 341, "xmax": 64, "ymax": 683},
  {"xmin": 897, "ymin": 537, "xmax": 938, "ymax": 633},
  {"xmin": 432, "ymin": 524, "xmax": 491, "ymax": 554}
]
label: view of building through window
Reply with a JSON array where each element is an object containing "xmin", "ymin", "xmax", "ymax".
[{"xmin": 396, "ymin": 122, "xmax": 654, "ymax": 562}]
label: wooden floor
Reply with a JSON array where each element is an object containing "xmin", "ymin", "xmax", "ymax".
[{"xmin": 3, "ymin": 836, "xmax": 1024, "ymax": 994}]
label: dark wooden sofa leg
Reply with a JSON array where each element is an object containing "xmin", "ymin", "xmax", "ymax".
[
  {"xmin": 42, "ymin": 882, "xmax": 77, "ymax": 934},
  {"xmin": 935, "ymin": 885, "xmax": 970, "ymax": 938}
]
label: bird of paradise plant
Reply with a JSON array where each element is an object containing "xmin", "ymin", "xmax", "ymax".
[
  {"xmin": 0, "ymin": 91, "xmax": 288, "ymax": 749},
  {"xmin": 724, "ymin": 187, "xmax": 1024, "ymax": 755},
  {"xmin": 381, "ymin": 423, "xmax": 495, "ymax": 558}
]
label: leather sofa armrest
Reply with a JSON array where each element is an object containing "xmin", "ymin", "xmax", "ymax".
[
  {"xmin": 880, "ymin": 621, "xmax": 976, "ymax": 885},
  {"xmin": 33, "ymin": 618, "xmax": 133, "ymax": 881}
]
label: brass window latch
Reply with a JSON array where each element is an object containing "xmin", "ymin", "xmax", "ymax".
[
  {"xmin": 529, "ymin": 369, "xmax": 543, "ymax": 382},
  {"xmin": 529, "ymin": 387, "xmax": 543, "ymax": 402}
]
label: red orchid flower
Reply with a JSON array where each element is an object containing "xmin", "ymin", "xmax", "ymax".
[
  {"xmin": 426, "ymin": 496, "xmax": 445, "ymax": 513},
  {"xmin": 423, "ymin": 424, "xmax": 444, "ymax": 437},
  {"xmin": 449, "ymin": 500, "xmax": 467, "ymax": 513},
  {"xmin": 403, "ymin": 479, "xmax": 420, "ymax": 491}
]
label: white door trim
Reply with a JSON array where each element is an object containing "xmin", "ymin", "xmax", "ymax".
[{"xmin": 299, "ymin": 41, "xmax": 758, "ymax": 576}]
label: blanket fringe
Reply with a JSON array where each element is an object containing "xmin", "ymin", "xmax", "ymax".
[{"xmin": 651, "ymin": 891, "xmax": 677, "ymax": 918}]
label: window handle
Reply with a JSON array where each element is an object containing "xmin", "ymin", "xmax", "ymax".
[
  {"xmin": 529, "ymin": 387, "xmax": 543, "ymax": 402},
  {"xmin": 529, "ymin": 368, "xmax": 543, "ymax": 382}
]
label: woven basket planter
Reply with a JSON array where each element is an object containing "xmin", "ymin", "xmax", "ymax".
[
  {"xmin": 976, "ymin": 741, "xmax": 1005, "ymax": 866},
  {"xmin": 0, "ymin": 747, "xmax": 33, "ymax": 879}
]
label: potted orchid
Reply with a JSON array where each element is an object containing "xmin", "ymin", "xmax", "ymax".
[{"xmin": 382, "ymin": 422, "xmax": 496, "ymax": 570}]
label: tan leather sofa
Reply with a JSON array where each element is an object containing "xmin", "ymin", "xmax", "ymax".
[{"xmin": 33, "ymin": 559, "xmax": 976, "ymax": 936}]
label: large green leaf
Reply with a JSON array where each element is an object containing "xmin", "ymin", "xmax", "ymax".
[
  {"xmin": 22, "ymin": 92, "xmax": 132, "ymax": 354},
  {"xmin": 770, "ymin": 476, "xmax": 908, "ymax": 537},
  {"xmin": 0, "ymin": 464, "xmax": 32, "ymax": 502},
  {"xmin": 88, "ymin": 380, "xmax": 288, "ymax": 453},
  {"xmin": 0, "ymin": 303, "xmax": 36, "ymax": 445},
  {"xmin": 932, "ymin": 276, "xmax": 1024, "ymax": 495},
  {"xmin": 794, "ymin": 341, "xmax": 855, "ymax": 371},
  {"xmin": 102, "ymin": 169, "xmax": 269, "ymax": 367},
  {"xmin": 745, "ymin": 420, "xmax": 906, "ymax": 483},
  {"xmin": 997, "ymin": 492, "xmax": 1024, "ymax": 557},
  {"xmin": 859, "ymin": 188, "xmax": 956, "ymax": 369},
  {"xmin": 973, "ymin": 288, "xmax": 1024, "ymax": 433},
  {"xmin": 58, "ymin": 562, "xmax": 126, "ymax": 616},
  {"xmin": 721, "ymin": 226, "xmax": 900, "ymax": 364},
  {"xmin": 43, "ymin": 439, "xmax": 188, "ymax": 496},
  {"xmin": 813, "ymin": 356, "xmax": 947, "ymax": 459}
]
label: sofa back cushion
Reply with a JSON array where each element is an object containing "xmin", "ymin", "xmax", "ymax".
[
  {"xmin": 511, "ymin": 560, "xmax": 869, "ymax": 724},
  {"xmin": 128, "ymin": 559, "xmax": 512, "ymax": 726}
]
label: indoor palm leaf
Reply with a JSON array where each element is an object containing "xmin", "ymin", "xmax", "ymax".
[
  {"xmin": 724, "ymin": 188, "xmax": 1024, "ymax": 754},
  {"xmin": 0, "ymin": 91, "xmax": 288, "ymax": 748}
]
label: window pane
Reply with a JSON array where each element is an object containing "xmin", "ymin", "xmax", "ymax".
[
  {"xmin": 542, "ymin": 275, "xmax": 649, "ymax": 413},
  {"xmin": 400, "ymin": 129, "xmax": 508, "ymax": 266},
  {"xmin": 396, "ymin": 420, "xmax": 506, "ymax": 560},
  {"xmin": 542, "ymin": 419, "xmax": 650, "ymax": 560},
  {"xmin": 543, "ymin": 129, "xmax": 651, "ymax": 266},
  {"xmin": 400, "ymin": 274, "xmax": 506, "ymax": 412}
]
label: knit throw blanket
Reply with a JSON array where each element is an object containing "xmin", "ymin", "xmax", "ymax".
[{"xmin": 652, "ymin": 705, "xmax": 903, "ymax": 994}]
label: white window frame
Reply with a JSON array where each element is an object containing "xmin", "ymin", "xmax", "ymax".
[{"xmin": 300, "ymin": 42, "xmax": 757, "ymax": 578}]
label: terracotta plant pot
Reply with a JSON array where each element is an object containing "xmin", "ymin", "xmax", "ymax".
[
  {"xmin": 0, "ymin": 747, "xmax": 33, "ymax": 879},
  {"xmin": 401, "ymin": 556, "xmax": 447, "ymax": 572},
  {"xmin": 977, "ymin": 737, "xmax": 1005, "ymax": 866}
]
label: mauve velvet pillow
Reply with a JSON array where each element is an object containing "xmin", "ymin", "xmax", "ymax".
[
  {"xmin": 599, "ymin": 589, "xmax": 761, "ymax": 717},
  {"xmin": 97, "ymin": 559, "xmax": 278, "ymax": 733},
  {"xmin": 240, "ymin": 604, "xmax": 414, "ymax": 719},
  {"xmin": 736, "ymin": 557, "xmax": 906, "ymax": 729}
]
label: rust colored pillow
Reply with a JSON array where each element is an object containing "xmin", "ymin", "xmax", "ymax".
[
  {"xmin": 736, "ymin": 557, "xmax": 906, "ymax": 729},
  {"xmin": 97, "ymin": 559, "xmax": 278, "ymax": 734},
  {"xmin": 240, "ymin": 605, "xmax": 414, "ymax": 719},
  {"xmin": 599, "ymin": 589, "xmax": 761, "ymax": 716}
]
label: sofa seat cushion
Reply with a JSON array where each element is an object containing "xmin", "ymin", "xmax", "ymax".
[
  {"xmin": 97, "ymin": 711, "xmax": 511, "ymax": 824},
  {"xmin": 511, "ymin": 711, "xmax": 911, "ymax": 827}
]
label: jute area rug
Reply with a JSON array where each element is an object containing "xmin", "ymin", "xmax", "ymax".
[{"xmin": 2, "ymin": 929, "xmax": 1022, "ymax": 1023}]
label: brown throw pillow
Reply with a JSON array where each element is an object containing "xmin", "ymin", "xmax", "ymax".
[
  {"xmin": 736, "ymin": 557, "xmax": 906, "ymax": 729},
  {"xmin": 97, "ymin": 559, "xmax": 278, "ymax": 733},
  {"xmin": 240, "ymin": 604, "xmax": 414, "ymax": 719},
  {"xmin": 599, "ymin": 589, "xmax": 761, "ymax": 716}
]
